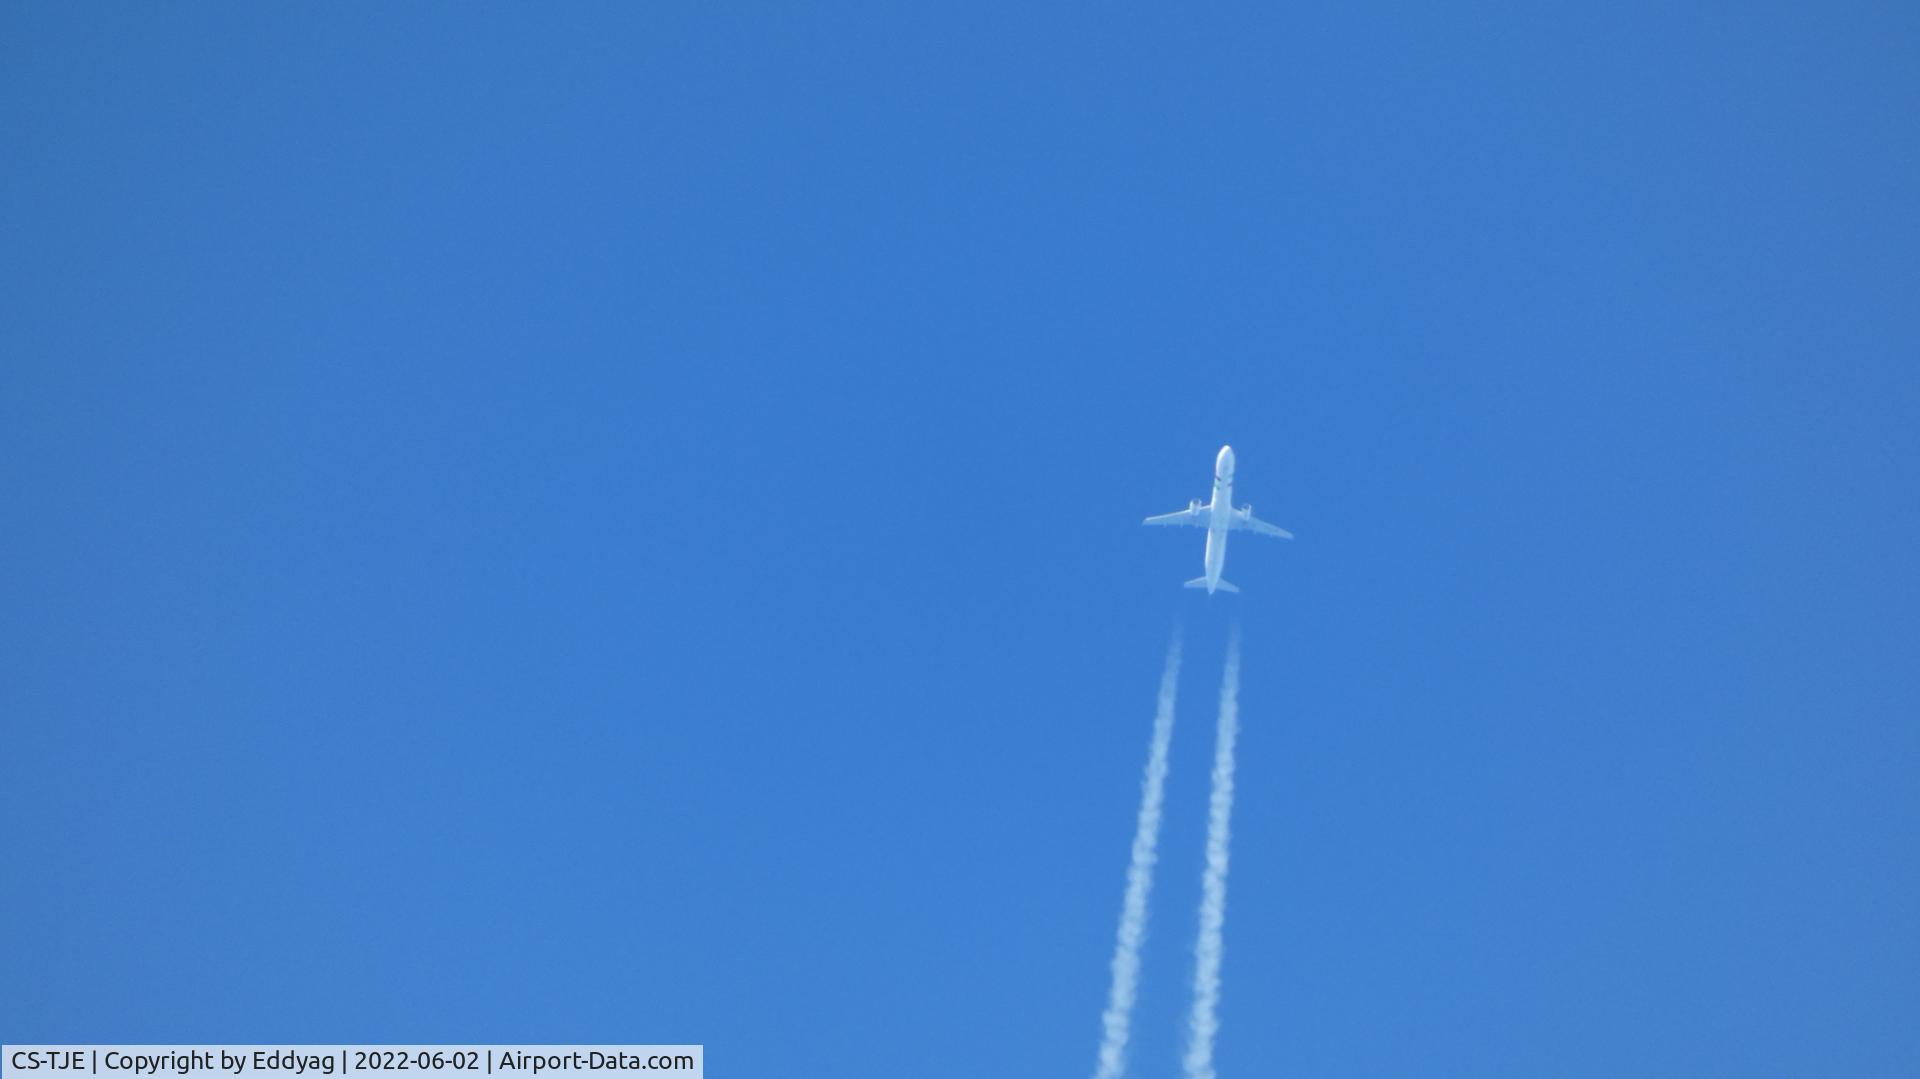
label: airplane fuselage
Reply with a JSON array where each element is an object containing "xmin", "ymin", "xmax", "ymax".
[{"xmin": 1201, "ymin": 445, "xmax": 1236, "ymax": 593}]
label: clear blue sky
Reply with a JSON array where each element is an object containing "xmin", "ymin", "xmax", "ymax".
[{"xmin": 4, "ymin": 4, "xmax": 1916, "ymax": 1075}]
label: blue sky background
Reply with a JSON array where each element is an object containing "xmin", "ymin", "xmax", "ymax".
[{"xmin": 4, "ymin": 4, "xmax": 1916, "ymax": 1075}]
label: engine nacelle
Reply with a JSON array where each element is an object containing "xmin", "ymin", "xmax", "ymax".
[
  {"xmin": 1190, "ymin": 499, "xmax": 1202, "ymax": 512},
  {"xmin": 1239, "ymin": 504, "xmax": 1252, "ymax": 519}
]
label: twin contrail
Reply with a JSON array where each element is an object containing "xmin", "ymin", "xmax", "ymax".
[
  {"xmin": 1092, "ymin": 629, "xmax": 1184, "ymax": 1079},
  {"xmin": 1184, "ymin": 626, "xmax": 1242, "ymax": 1079}
]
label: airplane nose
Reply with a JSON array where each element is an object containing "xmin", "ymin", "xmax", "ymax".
[{"xmin": 1217, "ymin": 445, "xmax": 1235, "ymax": 472}]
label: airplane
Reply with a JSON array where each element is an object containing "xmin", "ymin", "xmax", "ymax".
[{"xmin": 1143, "ymin": 445, "xmax": 1292, "ymax": 594}]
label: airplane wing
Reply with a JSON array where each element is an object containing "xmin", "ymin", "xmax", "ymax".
[
  {"xmin": 1143, "ymin": 505, "xmax": 1211, "ymax": 528},
  {"xmin": 1232, "ymin": 514, "xmax": 1293, "ymax": 540}
]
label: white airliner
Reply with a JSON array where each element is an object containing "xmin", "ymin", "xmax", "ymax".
[{"xmin": 1143, "ymin": 445, "xmax": 1292, "ymax": 594}]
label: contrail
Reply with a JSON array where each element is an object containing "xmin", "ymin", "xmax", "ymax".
[
  {"xmin": 1185, "ymin": 626, "xmax": 1242, "ymax": 1079},
  {"xmin": 1092, "ymin": 629, "xmax": 1184, "ymax": 1079}
]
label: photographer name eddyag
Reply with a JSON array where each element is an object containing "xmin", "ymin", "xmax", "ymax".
[{"xmin": 6, "ymin": 1050, "xmax": 698, "ymax": 1078}]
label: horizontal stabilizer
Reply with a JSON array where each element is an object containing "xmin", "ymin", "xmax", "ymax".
[{"xmin": 1184, "ymin": 577, "xmax": 1239, "ymax": 593}]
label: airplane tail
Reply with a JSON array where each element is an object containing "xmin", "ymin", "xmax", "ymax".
[{"xmin": 1185, "ymin": 577, "xmax": 1239, "ymax": 594}]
